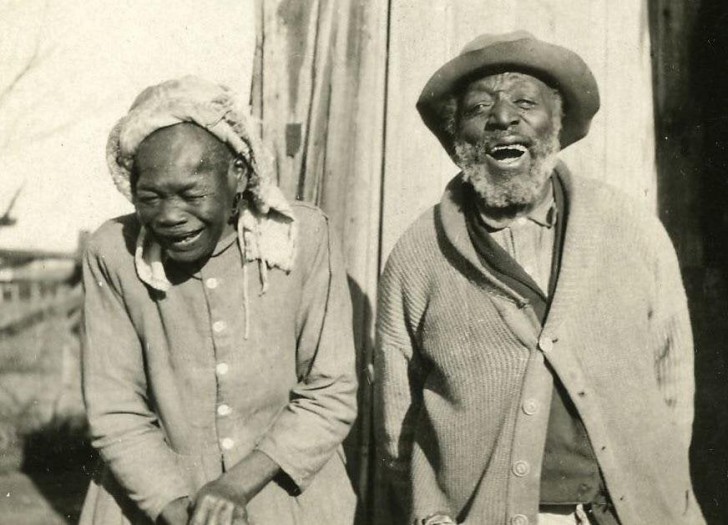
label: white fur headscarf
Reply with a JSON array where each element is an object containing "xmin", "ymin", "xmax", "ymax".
[{"xmin": 107, "ymin": 76, "xmax": 296, "ymax": 330}]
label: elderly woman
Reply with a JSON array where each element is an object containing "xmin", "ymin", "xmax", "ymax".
[{"xmin": 79, "ymin": 77, "xmax": 357, "ymax": 525}]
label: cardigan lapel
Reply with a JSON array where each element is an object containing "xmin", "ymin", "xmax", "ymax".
[
  {"xmin": 541, "ymin": 161, "xmax": 601, "ymax": 338},
  {"xmin": 438, "ymin": 174, "xmax": 529, "ymax": 306},
  {"xmin": 437, "ymin": 161, "xmax": 601, "ymax": 341}
]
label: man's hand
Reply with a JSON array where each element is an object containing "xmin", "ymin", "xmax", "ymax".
[
  {"xmin": 189, "ymin": 479, "xmax": 250, "ymax": 525},
  {"xmin": 156, "ymin": 497, "xmax": 191, "ymax": 525}
]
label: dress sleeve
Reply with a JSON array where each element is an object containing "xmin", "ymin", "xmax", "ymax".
[
  {"xmin": 254, "ymin": 212, "xmax": 358, "ymax": 491},
  {"xmin": 82, "ymin": 242, "xmax": 190, "ymax": 521},
  {"xmin": 651, "ymin": 224, "xmax": 695, "ymax": 449}
]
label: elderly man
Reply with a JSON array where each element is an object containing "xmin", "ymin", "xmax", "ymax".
[
  {"xmin": 375, "ymin": 32, "xmax": 704, "ymax": 525},
  {"xmin": 80, "ymin": 77, "xmax": 357, "ymax": 525}
]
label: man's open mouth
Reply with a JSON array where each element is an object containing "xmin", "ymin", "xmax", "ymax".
[{"xmin": 486, "ymin": 144, "xmax": 529, "ymax": 165}]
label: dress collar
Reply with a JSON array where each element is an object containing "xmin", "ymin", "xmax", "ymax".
[{"xmin": 134, "ymin": 203, "xmax": 298, "ymax": 293}]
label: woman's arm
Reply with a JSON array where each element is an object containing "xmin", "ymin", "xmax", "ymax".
[{"xmin": 82, "ymin": 239, "xmax": 190, "ymax": 522}]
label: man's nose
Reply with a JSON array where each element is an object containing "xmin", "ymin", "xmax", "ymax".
[{"xmin": 487, "ymin": 99, "xmax": 519, "ymax": 129}]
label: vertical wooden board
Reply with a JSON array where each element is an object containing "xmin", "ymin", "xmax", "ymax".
[
  {"xmin": 650, "ymin": 0, "xmax": 703, "ymax": 265},
  {"xmin": 382, "ymin": 0, "xmax": 658, "ymax": 265},
  {"xmin": 299, "ymin": 0, "xmax": 337, "ymax": 203},
  {"xmin": 539, "ymin": 0, "xmax": 656, "ymax": 205},
  {"xmin": 258, "ymin": 0, "xmax": 323, "ymax": 199},
  {"xmin": 322, "ymin": 0, "xmax": 388, "ymax": 290},
  {"xmin": 381, "ymin": 0, "xmax": 457, "ymax": 262},
  {"xmin": 603, "ymin": 0, "xmax": 656, "ymax": 203},
  {"xmin": 321, "ymin": 3, "xmax": 390, "ymax": 514}
]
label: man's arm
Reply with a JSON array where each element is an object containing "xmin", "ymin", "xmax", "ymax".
[
  {"xmin": 374, "ymin": 254, "xmax": 453, "ymax": 522},
  {"xmin": 650, "ymin": 224, "xmax": 696, "ymax": 448}
]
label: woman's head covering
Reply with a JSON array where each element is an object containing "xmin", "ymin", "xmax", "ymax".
[{"xmin": 107, "ymin": 76, "xmax": 296, "ymax": 333}]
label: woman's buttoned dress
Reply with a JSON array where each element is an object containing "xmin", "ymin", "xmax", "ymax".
[{"xmin": 79, "ymin": 202, "xmax": 358, "ymax": 525}]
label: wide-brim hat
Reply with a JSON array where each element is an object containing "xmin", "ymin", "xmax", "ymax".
[{"xmin": 417, "ymin": 31, "xmax": 600, "ymax": 153}]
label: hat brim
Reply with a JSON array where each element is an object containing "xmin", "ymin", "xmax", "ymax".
[{"xmin": 417, "ymin": 37, "xmax": 600, "ymax": 153}]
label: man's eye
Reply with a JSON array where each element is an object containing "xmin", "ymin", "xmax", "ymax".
[
  {"xmin": 465, "ymin": 102, "xmax": 491, "ymax": 115},
  {"xmin": 516, "ymin": 99, "xmax": 536, "ymax": 109}
]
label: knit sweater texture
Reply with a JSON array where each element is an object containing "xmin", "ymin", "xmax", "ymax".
[{"xmin": 374, "ymin": 163, "xmax": 704, "ymax": 525}]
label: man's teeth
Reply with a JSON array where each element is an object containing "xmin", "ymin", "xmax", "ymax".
[
  {"xmin": 489, "ymin": 144, "xmax": 528, "ymax": 162},
  {"xmin": 492, "ymin": 144, "xmax": 527, "ymax": 153}
]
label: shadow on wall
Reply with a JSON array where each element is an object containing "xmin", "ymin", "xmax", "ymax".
[
  {"xmin": 653, "ymin": 0, "xmax": 728, "ymax": 523},
  {"xmin": 689, "ymin": 1, "xmax": 728, "ymax": 521},
  {"xmin": 345, "ymin": 275, "xmax": 376, "ymax": 525}
]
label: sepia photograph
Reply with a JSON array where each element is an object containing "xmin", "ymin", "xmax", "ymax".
[{"xmin": 0, "ymin": 1, "xmax": 726, "ymax": 524}]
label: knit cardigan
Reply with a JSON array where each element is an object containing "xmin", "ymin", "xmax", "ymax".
[{"xmin": 374, "ymin": 163, "xmax": 705, "ymax": 525}]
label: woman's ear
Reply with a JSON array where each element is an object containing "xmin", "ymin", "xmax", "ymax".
[{"xmin": 229, "ymin": 156, "xmax": 249, "ymax": 194}]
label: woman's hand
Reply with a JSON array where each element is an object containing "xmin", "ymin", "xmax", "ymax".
[
  {"xmin": 189, "ymin": 480, "xmax": 250, "ymax": 525},
  {"xmin": 156, "ymin": 497, "xmax": 191, "ymax": 525},
  {"xmin": 188, "ymin": 450, "xmax": 279, "ymax": 524}
]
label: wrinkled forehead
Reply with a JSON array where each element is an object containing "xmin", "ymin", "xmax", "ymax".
[
  {"xmin": 461, "ymin": 71, "xmax": 554, "ymax": 98},
  {"xmin": 134, "ymin": 122, "xmax": 232, "ymax": 171}
]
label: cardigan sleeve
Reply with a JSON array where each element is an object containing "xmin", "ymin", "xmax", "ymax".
[
  {"xmin": 374, "ymin": 250, "xmax": 453, "ymax": 521},
  {"xmin": 650, "ymin": 224, "xmax": 695, "ymax": 448},
  {"xmin": 82, "ymin": 242, "xmax": 190, "ymax": 521},
  {"xmin": 255, "ymin": 211, "xmax": 358, "ymax": 491}
]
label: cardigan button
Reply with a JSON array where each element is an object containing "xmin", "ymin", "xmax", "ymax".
[
  {"xmin": 522, "ymin": 399, "xmax": 539, "ymax": 415},
  {"xmin": 510, "ymin": 514, "xmax": 529, "ymax": 525},
  {"xmin": 512, "ymin": 460, "xmax": 530, "ymax": 477},
  {"xmin": 538, "ymin": 336, "xmax": 553, "ymax": 353}
]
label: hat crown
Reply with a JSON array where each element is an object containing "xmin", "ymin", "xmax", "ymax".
[{"xmin": 459, "ymin": 30, "xmax": 536, "ymax": 55}]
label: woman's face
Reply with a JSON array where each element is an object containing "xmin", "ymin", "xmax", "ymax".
[{"xmin": 132, "ymin": 123, "xmax": 242, "ymax": 264}]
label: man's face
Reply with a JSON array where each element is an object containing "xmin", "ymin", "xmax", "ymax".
[
  {"xmin": 453, "ymin": 72, "xmax": 562, "ymax": 210},
  {"xmin": 132, "ymin": 123, "xmax": 240, "ymax": 264}
]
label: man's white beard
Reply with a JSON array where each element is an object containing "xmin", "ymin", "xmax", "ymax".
[{"xmin": 453, "ymin": 129, "xmax": 561, "ymax": 209}]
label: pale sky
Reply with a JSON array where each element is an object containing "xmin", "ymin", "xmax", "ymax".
[{"xmin": 0, "ymin": 0, "xmax": 255, "ymax": 252}]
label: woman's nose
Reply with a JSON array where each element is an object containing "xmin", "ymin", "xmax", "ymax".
[{"xmin": 155, "ymin": 200, "xmax": 186, "ymax": 227}]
